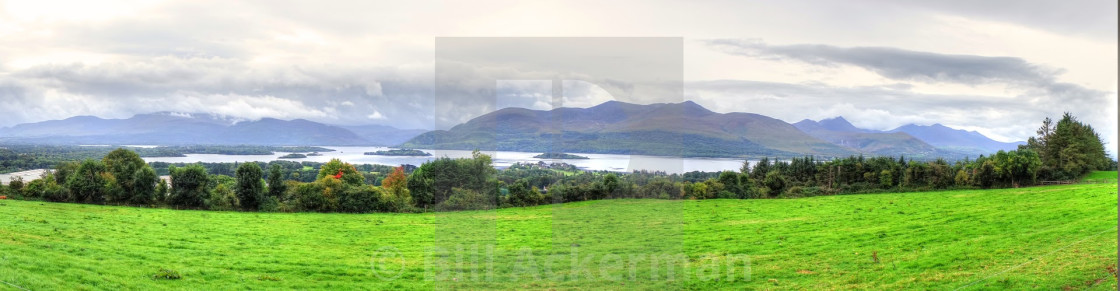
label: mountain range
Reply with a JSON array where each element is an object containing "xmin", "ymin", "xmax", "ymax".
[
  {"xmin": 887, "ymin": 123, "xmax": 1025, "ymax": 155},
  {"xmin": 0, "ymin": 102, "xmax": 1025, "ymax": 158},
  {"xmin": 793, "ymin": 116, "xmax": 1024, "ymax": 157},
  {"xmin": 402, "ymin": 101, "xmax": 853, "ymax": 157},
  {"xmin": 0, "ymin": 112, "xmax": 425, "ymax": 146},
  {"xmin": 793, "ymin": 117, "xmax": 941, "ymax": 157}
]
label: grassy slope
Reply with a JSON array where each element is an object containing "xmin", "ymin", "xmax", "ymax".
[{"xmin": 0, "ymin": 175, "xmax": 1116, "ymax": 290}]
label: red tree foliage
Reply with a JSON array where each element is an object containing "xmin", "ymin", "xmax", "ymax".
[{"xmin": 382, "ymin": 166, "xmax": 407, "ymax": 189}]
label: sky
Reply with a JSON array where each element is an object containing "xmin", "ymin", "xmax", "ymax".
[{"xmin": 0, "ymin": 0, "xmax": 1116, "ymax": 156}]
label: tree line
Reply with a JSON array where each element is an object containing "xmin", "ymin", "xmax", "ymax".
[{"xmin": 1, "ymin": 113, "xmax": 1113, "ymax": 213}]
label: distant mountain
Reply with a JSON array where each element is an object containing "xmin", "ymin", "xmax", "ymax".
[
  {"xmin": 341, "ymin": 125, "xmax": 429, "ymax": 146},
  {"xmin": 889, "ymin": 123, "xmax": 1025, "ymax": 155},
  {"xmin": 793, "ymin": 117, "xmax": 940, "ymax": 157},
  {"xmin": 402, "ymin": 101, "xmax": 854, "ymax": 158},
  {"xmin": 0, "ymin": 112, "xmax": 424, "ymax": 146}
]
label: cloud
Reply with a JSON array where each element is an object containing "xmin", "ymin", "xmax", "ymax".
[
  {"xmin": 687, "ymin": 79, "xmax": 1116, "ymax": 149},
  {"xmin": 1, "ymin": 56, "xmax": 436, "ymax": 129},
  {"xmin": 709, "ymin": 39, "xmax": 1061, "ymax": 85},
  {"xmin": 707, "ymin": 39, "xmax": 1111, "ymax": 105},
  {"xmin": 0, "ymin": 1, "xmax": 1112, "ymax": 157}
]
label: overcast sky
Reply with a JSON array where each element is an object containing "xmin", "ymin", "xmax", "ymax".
[{"xmin": 0, "ymin": 0, "xmax": 1116, "ymax": 156}]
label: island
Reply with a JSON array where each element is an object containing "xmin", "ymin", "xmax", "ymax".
[
  {"xmin": 364, "ymin": 149, "xmax": 432, "ymax": 156},
  {"xmin": 307, "ymin": 152, "xmax": 324, "ymax": 156},
  {"xmin": 533, "ymin": 152, "xmax": 589, "ymax": 159},
  {"xmin": 278, "ymin": 153, "xmax": 307, "ymax": 159}
]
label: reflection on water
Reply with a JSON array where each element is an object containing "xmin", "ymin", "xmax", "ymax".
[{"xmin": 141, "ymin": 146, "xmax": 751, "ymax": 174}]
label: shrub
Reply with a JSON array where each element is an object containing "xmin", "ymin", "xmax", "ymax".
[
  {"xmin": 259, "ymin": 196, "xmax": 280, "ymax": 212},
  {"xmin": 23, "ymin": 177, "xmax": 46, "ymax": 199},
  {"xmin": 337, "ymin": 185, "xmax": 382, "ymax": 213},
  {"xmin": 7, "ymin": 176, "xmax": 23, "ymax": 196},
  {"xmin": 507, "ymin": 179, "xmax": 542, "ymax": 207},
  {"xmin": 257, "ymin": 275, "xmax": 281, "ymax": 281},
  {"xmin": 289, "ymin": 178, "xmax": 344, "ymax": 212},
  {"xmin": 782, "ymin": 186, "xmax": 806, "ymax": 198},
  {"xmin": 436, "ymin": 188, "xmax": 495, "ymax": 211},
  {"xmin": 152, "ymin": 269, "xmax": 182, "ymax": 280},
  {"xmin": 206, "ymin": 184, "xmax": 240, "ymax": 211}
]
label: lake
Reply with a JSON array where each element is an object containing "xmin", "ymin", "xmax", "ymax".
[
  {"xmin": 141, "ymin": 146, "xmax": 751, "ymax": 174},
  {"xmin": 0, "ymin": 169, "xmax": 50, "ymax": 185}
]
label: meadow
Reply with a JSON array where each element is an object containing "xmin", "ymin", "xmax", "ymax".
[{"xmin": 0, "ymin": 172, "xmax": 1116, "ymax": 290}]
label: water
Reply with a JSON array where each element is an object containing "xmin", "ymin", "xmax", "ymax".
[
  {"xmin": 0, "ymin": 169, "xmax": 50, "ymax": 185},
  {"xmin": 141, "ymin": 146, "xmax": 750, "ymax": 174}
]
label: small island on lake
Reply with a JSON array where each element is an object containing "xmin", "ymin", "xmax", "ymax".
[
  {"xmin": 278, "ymin": 153, "xmax": 307, "ymax": 159},
  {"xmin": 364, "ymin": 149, "xmax": 432, "ymax": 156},
  {"xmin": 533, "ymin": 152, "xmax": 589, "ymax": 159}
]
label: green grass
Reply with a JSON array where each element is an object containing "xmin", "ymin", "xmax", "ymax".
[
  {"xmin": 1083, "ymin": 171, "xmax": 1118, "ymax": 182},
  {"xmin": 0, "ymin": 179, "xmax": 1116, "ymax": 290}
]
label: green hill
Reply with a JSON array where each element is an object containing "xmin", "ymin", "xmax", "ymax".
[
  {"xmin": 402, "ymin": 101, "xmax": 852, "ymax": 158},
  {"xmin": 0, "ymin": 180, "xmax": 1115, "ymax": 289}
]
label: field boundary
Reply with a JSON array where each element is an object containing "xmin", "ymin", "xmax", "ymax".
[{"xmin": 1041, "ymin": 179, "xmax": 1116, "ymax": 185}]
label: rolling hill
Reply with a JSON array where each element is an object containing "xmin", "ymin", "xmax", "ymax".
[
  {"xmin": 402, "ymin": 101, "xmax": 854, "ymax": 158},
  {"xmin": 0, "ymin": 181, "xmax": 1115, "ymax": 289},
  {"xmin": 0, "ymin": 112, "xmax": 424, "ymax": 146}
]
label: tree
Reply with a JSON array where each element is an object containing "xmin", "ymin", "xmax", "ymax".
[
  {"xmin": 66, "ymin": 159, "xmax": 108, "ymax": 203},
  {"xmin": 974, "ymin": 161, "xmax": 997, "ymax": 189},
  {"xmin": 718, "ymin": 171, "xmax": 742, "ymax": 197},
  {"xmin": 267, "ymin": 164, "xmax": 286, "ymax": 199},
  {"xmin": 687, "ymin": 181, "xmax": 711, "ymax": 199},
  {"xmin": 953, "ymin": 169, "xmax": 970, "ymax": 187},
  {"xmin": 235, "ymin": 163, "xmax": 265, "ymax": 210},
  {"xmin": 639, "ymin": 177, "xmax": 679, "ymax": 199},
  {"xmin": 927, "ymin": 159, "xmax": 952, "ymax": 189},
  {"xmin": 879, "ymin": 170, "xmax": 894, "ymax": 189},
  {"xmin": 762, "ymin": 170, "xmax": 785, "ymax": 197},
  {"xmin": 169, "ymin": 164, "xmax": 209, "ymax": 208},
  {"xmin": 996, "ymin": 149, "xmax": 1042, "ymax": 187},
  {"xmin": 508, "ymin": 179, "xmax": 542, "ymax": 207},
  {"xmin": 750, "ymin": 158, "xmax": 771, "ymax": 181},
  {"xmin": 317, "ymin": 159, "xmax": 363, "ymax": 186},
  {"xmin": 133, "ymin": 166, "xmax": 159, "ymax": 204},
  {"xmin": 381, "ymin": 166, "xmax": 413, "ymax": 212},
  {"xmin": 1025, "ymin": 113, "xmax": 1110, "ymax": 180},
  {"xmin": 156, "ymin": 178, "xmax": 169, "ymax": 203},
  {"xmin": 102, "ymin": 148, "xmax": 157, "ymax": 204},
  {"xmin": 602, "ymin": 173, "xmax": 620, "ymax": 198},
  {"xmin": 7, "ymin": 176, "xmax": 23, "ymax": 197},
  {"xmin": 53, "ymin": 161, "xmax": 79, "ymax": 185},
  {"xmin": 407, "ymin": 151, "xmax": 497, "ymax": 208}
]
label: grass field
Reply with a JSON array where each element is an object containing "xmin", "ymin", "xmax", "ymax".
[
  {"xmin": 0, "ymin": 173, "xmax": 1116, "ymax": 290},
  {"xmin": 1084, "ymin": 171, "xmax": 1119, "ymax": 182}
]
